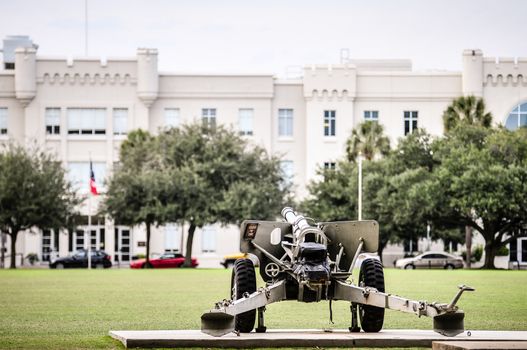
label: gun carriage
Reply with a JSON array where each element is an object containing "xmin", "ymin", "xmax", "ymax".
[{"xmin": 201, "ymin": 207, "xmax": 473, "ymax": 337}]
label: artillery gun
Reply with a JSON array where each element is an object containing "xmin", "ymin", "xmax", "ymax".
[{"xmin": 201, "ymin": 207, "xmax": 474, "ymax": 337}]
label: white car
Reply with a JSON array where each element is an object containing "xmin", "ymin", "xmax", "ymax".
[{"xmin": 395, "ymin": 251, "xmax": 464, "ymax": 270}]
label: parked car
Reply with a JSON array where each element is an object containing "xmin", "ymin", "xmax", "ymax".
[
  {"xmin": 49, "ymin": 250, "xmax": 112, "ymax": 269},
  {"xmin": 130, "ymin": 253, "xmax": 198, "ymax": 269},
  {"xmin": 395, "ymin": 251, "xmax": 464, "ymax": 270},
  {"xmin": 220, "ymin": 253, "xmax": 247, "ymax": 268}
]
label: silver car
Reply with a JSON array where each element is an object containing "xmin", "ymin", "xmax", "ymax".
[{"xmin": 395, "ymin": 251, "xmax": 464, "ymax": 270}]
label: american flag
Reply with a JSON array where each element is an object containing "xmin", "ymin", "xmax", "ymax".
[{"xmin": 89, "ymin": 160, "xmax": 98, "ymax": 195}]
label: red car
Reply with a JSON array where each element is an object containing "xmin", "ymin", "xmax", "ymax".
[{"xmin": 130, "ymin": 253, "xmax": 199, "ymax": 269}]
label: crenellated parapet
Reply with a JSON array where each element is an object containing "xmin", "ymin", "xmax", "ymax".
[
  {"xmin": 306, "ymin": 88, "xmax": 353, "ymax": 102},
  {"xmin": 303, "ymin": 64, "xmax": 356, "ymax": 101},
  {"xmin": 483, "ymin": 57, "xmax": 527, "ymax": 86},
  {"xmin": 35, "ymin": 57, "xmax": 137, "ymax": 87},
  {"xmin": 38, "ymin": 72, "xmax": 135, "ymax": 85}
]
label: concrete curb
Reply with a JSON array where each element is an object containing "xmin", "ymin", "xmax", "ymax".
[
  {"xmin": 109, "ymin": 329, "xmax": 527, "ymax": 348},
  {"xmin": 433, "ymin": 341, "xmax": 527, "ymax": 350}
]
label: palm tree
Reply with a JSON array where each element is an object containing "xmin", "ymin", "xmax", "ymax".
[
  {"xmin": 443, "ymin": 95, "xmax": 492, "ymax": 132},
  {"xmin": 346, "ymin": 121, "xmax": 390, "ymax": 162}
]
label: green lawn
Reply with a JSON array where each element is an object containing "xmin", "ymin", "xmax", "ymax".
[{"xmin": 0, "ymin": 268, "xmax": 526, "ymax": 349}]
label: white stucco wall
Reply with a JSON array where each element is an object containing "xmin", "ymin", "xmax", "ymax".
[{"xmin": 1, "ymin": 47, "xmax": 526, "ymax": 268}]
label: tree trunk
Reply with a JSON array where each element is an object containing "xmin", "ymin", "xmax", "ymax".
[
  {"xmin": 377, "ymin": 243, "xmax": 385, "ymax": 264},
  {"xmin": 483, "ymin": 242, "xmax": 497, "ymax": 269},
  {"xmin": 145, "ymin": 222, "xmax": 151, "ymax": 268},
  {"xmin": 9, "ymin": 230, "xmax": 18, "ymax": 269},
  {"xmin": 465, "ymin": 226, "xmax": 472, "ymax": 268},
  {"xmin": 183, "ymin": 223, "xmax": 196, "ymax": 267},
  {"xmin": 1, "ymin": 232, "xmax": 5, "ymax": 269}
]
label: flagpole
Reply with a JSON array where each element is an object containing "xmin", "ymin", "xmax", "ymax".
[
  {"xmin": 358, "ymin": 151, "xmax": 363, "ymax": 221},
  {"xmin": 88, "ymin": 182, "xmax": 92, "ymax": 270},
  {"xmin": 87, "ymin": 155, "xmax": 92, "ymax": 270},
  {"xmin": 87, "ymin": 157, "xmax": 99, "ymax": 269}
]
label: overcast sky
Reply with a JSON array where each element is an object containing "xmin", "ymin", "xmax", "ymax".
[{"xmin": 1, "ymin": 0, "xmax": 526, "ymax": 76}]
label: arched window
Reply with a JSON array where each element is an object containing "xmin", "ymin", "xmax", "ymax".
[{"xmin": 506, "ymin": 102, "xmax": 527, "ymax": 130}]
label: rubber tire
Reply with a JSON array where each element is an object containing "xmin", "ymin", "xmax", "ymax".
[
  {"xmin": 231, "ymin": 259, "xmax": 257, "ymax": 333},
  {"xmin": 55, "ymin": 263, "xmax": 64, "ymax": 269},
  {"xmin": 405, "ymin": 264, "xmax": 416, "ymax": 270},
  {"xmin": 359, "ymin": 258, "xmax": 385, "ymax": 332},
  {"xmin": 142, "ymin": 262, "xmax": 153, "ymax": 269},
  {"xmin": 445, "ymin": 264, "xmax": 455, "ymax": 270}
]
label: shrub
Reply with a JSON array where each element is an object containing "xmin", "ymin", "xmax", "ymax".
[
  {"xmin": 26, "ymin": 253, "xmax": 39, "ymax": 265},
  {"xmin": 461, "ymin": 245, "xmax": 483, "ymax": 263},
  {"xmin": 472, "ymin": 245, "xmax": 483, "ymax": 262},
  {"xmin": 496, "ymin": 245, "xmax": 509, "ymax": 256}
]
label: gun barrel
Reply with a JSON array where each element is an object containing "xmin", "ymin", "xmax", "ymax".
[{"xmin": 281, "ymin": 207, "xmax": 311, "ymax": 236}]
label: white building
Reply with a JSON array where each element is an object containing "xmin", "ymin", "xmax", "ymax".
[{"xmin": 1, "ymin": 36, "xmax": 526, "ymax": 268}]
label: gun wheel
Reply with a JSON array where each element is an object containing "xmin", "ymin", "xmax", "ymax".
[
  {"xmin": 231, "ymin": 258, "xmax": 257, "ymax": 333},
  {"xmin": 358, "ymin": 258, "xmax": 385, "ymax": 332}
]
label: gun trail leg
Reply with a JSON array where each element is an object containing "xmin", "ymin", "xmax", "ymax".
[
  {"xmin": 256, "ymin": 307, "xmax": 267, "ymax": 333},
  {"xmin": 349, "ymin": 303, "xmax": 360, "ymax": 332}
]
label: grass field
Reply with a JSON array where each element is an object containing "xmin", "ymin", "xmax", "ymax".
[{"xmin": 0, "ymin": 268, "xmax": 526, "ymax": 349}]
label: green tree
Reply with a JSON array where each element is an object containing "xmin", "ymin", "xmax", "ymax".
[
  {"xmin": 442, "ymin": 95, "xmax": 493, "ymax": 266},
  {"xmin": 0, "ymin": 143, "xmax": 80, "ymax": 269},
  {"xmin": 301, "ymin": 161, "xmax": 358, "ymax": 222},
  {"xmin": 157, "ymin": 124, "xmax": 289, "ymax": 267},
  {"xmin": 362, "ymin": 131, "xmax": 443, "ymax": 260},
  {"xmin": 443, "ymin": 95, "xmax": 492, "ymax": 132},
  {"xmin": 413, "ymin": 125, "xmax": 527, "ymax": 268},
  {"xmin": 102, "ymin": 130, "xmax": 167, "ymax": 267},
  {"xmin": 302, "ymin": 159, "xmax": 416, "ymax": 261},
  {"xmin": 302, "ymin": 129, "xmax": 456, "ymax": 261},
  {"xmin": 365, "ymin": 165, "xmax": 431, "ymax": 260},
  {"xmin": 346, "ymin": 121, "xmax": 390, "ymax": 161}
]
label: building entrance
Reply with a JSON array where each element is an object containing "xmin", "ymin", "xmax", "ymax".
[
  {"xmin": 41, "ymin": 229, "xmax": 59, "ymax": 262},
  {"xmin": 68, "ymin": 227, "xmax": 105, "ymax": 253},
  {"xmin": 114, "ymin": 227, "xmax": 131, "ymax": 265},
  {"xmin": 519, "ymin": 238, "xmax": 527, "ymax": 263}
]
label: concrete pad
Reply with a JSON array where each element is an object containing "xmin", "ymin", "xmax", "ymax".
[
  {"xmin": 433, "ymin": 341, "xmax": 527, "ymax": 350},
  {"xmin": 109, "ymin": 329, "xmax": 527, "ymax": 348}
]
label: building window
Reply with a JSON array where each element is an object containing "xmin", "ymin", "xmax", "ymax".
[
  {"xmin": 113, "ymin": 108, "xmax": 127, "ymax": 135},
  {"xmin": 505, "ymin": 102, "xmax": 527, "ymax": 131},
  {"xmin": 324, "ymin": 162, "xmax": 336, "ymax": 170},
  {"xmin": 45, "ymin": 108, "xmax": 61, "ymax": 135},
  {"xmin": 0, "ymin": 108, "xmax": 7, "ymax": 135},
  {"xmin": 201, "ymin": 226, "xmax": 216, "ymax": 253},
  {"xmin": 164, "ymin": 224, "xmax": 181, "ymax": 253},
  {"xmin": 280, "ymin": 160, "xmax": 294, "ymax": 187},
  {"xmin": 238, "ymin": 108, "xmax": 254, "ymax": 136},
  {"xmin": 324, "ymin": 110, "xmax": 336, "ymax": 136},
  {"xmin": 68, "ymin": 162, "xmax": 106, "ymax": 193},
  {"xmin": 364, "ymin": 110, "xmax": 379, "ymax": 122},
  {"xmin": 404, "ymin": 111, "xmax": 418, "ymax": 135},
  {"xmin": 67, "ymin": 108, "xmax": 106, "ymax": 135},
  {"xmin": 164, "ymin": 108, "xmax": 180, "ymax": 128},
  {"xmin": 278, "ymin": 109, "xmax": 293, "ymax": 137},
  {"xmin": 202, "ymin": 108, "xmax": 216, "ymax": 130}
]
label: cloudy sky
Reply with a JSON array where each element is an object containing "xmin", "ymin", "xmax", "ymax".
[{"xmin": 1, "ymin": 0, "xmax": 526, "ymax": 76}]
